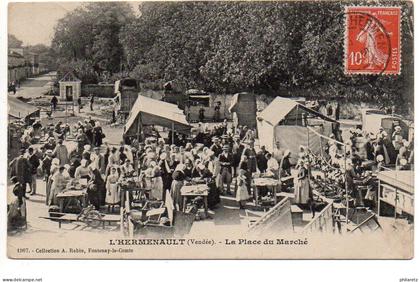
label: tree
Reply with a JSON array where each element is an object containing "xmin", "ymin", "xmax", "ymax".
[
  {"xmin": 51, "ymin": 2, "xmax": 135, "ymax": 80},
  {"xmin": 8, "ymin": 34, "xmax": 23, "ymax": 48},
  {"xmin": 119, "ymin": 1, "xmax": 413, "ymax": 112}
]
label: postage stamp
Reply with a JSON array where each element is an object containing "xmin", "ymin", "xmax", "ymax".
[{"xmin": 344, "ymin": 6, "xmax": 401, "ymax": 75}]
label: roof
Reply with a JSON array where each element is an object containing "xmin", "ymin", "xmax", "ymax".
[
  {"xmin": 8, "ymin": 96, "xmax": 40, "ymax": 119},
  {"xmin": 257, "ymin": 96, "xmax": 337, "ymax": 125},
  {"xmin": 59, "ymin": 71, "xmax": 81, "ymax": 82},
  {"xmin": 124, "ymin": 95, "xmax": 191, "ymax": 134}
]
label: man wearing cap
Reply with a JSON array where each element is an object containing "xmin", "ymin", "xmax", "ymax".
[
  {"xmin": 210, "ymin": 137, "xmax": 222, "ymax": 157},
  {"xmin": 219, "ymin": 145, "xmax": 234, "ymax": 195}
]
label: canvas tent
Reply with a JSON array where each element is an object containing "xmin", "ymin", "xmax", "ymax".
[
  {"xmin": 229, "ymin": 92, "xmax": 257, "ymax": 129},
  {"xmin": 257, "ymin": 97, "xmax": 337, "ymax": 163},
  {"xmin": 124, "ymin": 95, "xmax": 191, "ymax": 139},
  {"xmin": 361, "ymin": 109, "xmax": 409, "ymax": 140},
  {"xmin": 8, "ymin": 96, "xmax": 40, "ymax": 121}
]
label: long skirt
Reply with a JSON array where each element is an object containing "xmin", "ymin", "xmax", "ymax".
[
  {"xmin": 105, "ymin": 183, "xmax": 120, "ymax": 205},
  {"xmin": 150, "ymin": 177, "xmax": 163, "ymax": 200},
  {"xmin": 294, "ymin": 178, "xmax": 310, "ymax": 204},
  {"xmin": 236, "ymin": 184, "xmax": 250, "ymax": 202}
]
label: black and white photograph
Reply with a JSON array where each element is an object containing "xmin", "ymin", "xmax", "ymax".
[{"xmin": 4, "ymin": 0, "xmax": 415, "ymax": 260}]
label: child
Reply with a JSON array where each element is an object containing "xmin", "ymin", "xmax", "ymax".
[{"xmin": 236, "ymin": 169, "xmax": 250, "ymax": 209}]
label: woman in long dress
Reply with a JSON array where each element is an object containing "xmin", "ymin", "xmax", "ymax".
[
  {"xmin": 170, "ymin": 164, "xmax": 185, "ymax": 211},
  {"xmin": 294, "ymin": 161, "xmax": 311, "ymax": 205},
  {"xmin": 150, "ymin": 165, "xmax": 163, "ymax": 200},
  {"xmin": 105, "ymin": 166, "xmax": 120, "ymax": 213},
  {"xmin": 236, "ymin": 169, "xmax": 250, "ymax": 209}
]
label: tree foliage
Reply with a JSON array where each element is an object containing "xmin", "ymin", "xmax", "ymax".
[
  {"xmin": 119, "ymin": 1, "xmax": 413, "ymax": 109},
  {"xmin": 8, "ymin": 34, "xmax": 23, "ymax": 48},
  {"xmin": 51, "ymin": 2, "xmax": 134, "ymax": 76}
]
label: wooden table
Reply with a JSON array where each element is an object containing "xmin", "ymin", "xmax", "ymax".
[
  {"xmin": 253, "ymin": 177, "xmax": 280, "ymax": 206},
  {"xmin": 181, "ymin": 184, "xmax": 209, "ymax": 218},
  {"xmin": 56, "ymin": 189, "xmax": 88, "ymax": 213}
]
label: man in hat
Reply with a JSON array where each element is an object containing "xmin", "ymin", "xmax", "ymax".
[
  {"xmin": 9, "ymin": 149, "xmax": 31, "ymax": 198},
  {"xmin": 53, "ymin": 138, "xmax": 69, "ymax": 166},
  {"xmin": 242, "ymin": 140, "xmax": 257, "ymax": 175},
  {"xmin": 218, "ymin": 145, "xmax": 234, "ymax": 195},
  {"xmin": 210, "ymin": 137, "xmax": 222, "ymax": 157},
  {"xmin": 42, "ymin": 150, "xmax": 53, "ymax": 185},
  {"xmin": 256, "ymin": 145, "xmax": 268, "ymax": 173},
  {"xmin": 27, "ymin": 147, "xmax": 40, "ymax": 195}
]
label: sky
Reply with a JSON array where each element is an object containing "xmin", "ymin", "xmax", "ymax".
[{"xmin": 8, "ymin": 1, "xmax": 141, "ymax": 46}]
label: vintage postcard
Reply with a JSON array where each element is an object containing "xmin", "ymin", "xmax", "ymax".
[{"xmin": 6, "ymin": 1, "xmax": 414, "ymax": 259}]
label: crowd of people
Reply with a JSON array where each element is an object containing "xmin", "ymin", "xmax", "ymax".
[
  {"xmin": 8, "ymin": 109, "xmax": 414, "ymax": 226},
  {"xmin": 8, "ymin": 116, "xmax": 299, "ymax": 216}
]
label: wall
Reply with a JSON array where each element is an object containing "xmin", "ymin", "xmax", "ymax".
[
  {"xmin": 82, "ymin": 84, "xmax": 115, "ymax": 98},
  {"xmin": 59, "ymin": 81, "xmax": 81, "ymax": 101}
]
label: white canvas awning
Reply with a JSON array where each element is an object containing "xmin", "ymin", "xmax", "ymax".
[
  {"xmin": 8, "ymin": 96, "xmax": 40, "ymax": 120},
  {"xmin": 257, "ymin": 96, "xmax": 337, "ymax": 126},
  {"xmin": 124, "ymin": 95, "xmax": 191, "ymax": 135}
]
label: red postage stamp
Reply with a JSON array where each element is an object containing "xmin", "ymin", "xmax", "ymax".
[{"xmin": 345, "ymin": 6, "xmax": 401, "ymax": 75}]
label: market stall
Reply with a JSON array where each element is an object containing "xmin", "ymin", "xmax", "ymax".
[
  {"xmin": 377, "ymin": 170, "xmax": 414, "ymax": 219},
  {"xmin": 256, "ymin": 97, "xmax": 338, "ymax": 163},
  {"xmin": 123, "ymin": 95, "xmax": 191, "ymax": 142}
]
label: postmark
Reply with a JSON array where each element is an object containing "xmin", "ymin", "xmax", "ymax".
[{"xmin": 344, "ymin": 6, "xmax": 401, "ymax": 75}]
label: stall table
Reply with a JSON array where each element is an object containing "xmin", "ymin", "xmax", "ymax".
[
  {"xmin": 181, "ymin": 184, "xmax": 209, "ymax": 218},
  {"xmin": 377, "ymin": 170, "xmax": 414, "ymax": 218},
  {"xmin": 56, "ymin": 189, "xmax": 88, "ymax": 213},
  {"xmin": 253, "ymin": 177, "xmax": 280, "ymax": 206}
]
